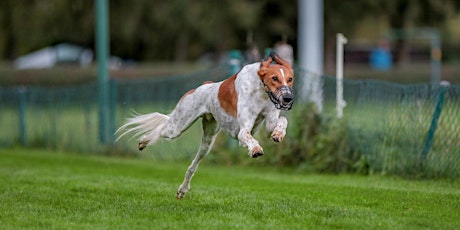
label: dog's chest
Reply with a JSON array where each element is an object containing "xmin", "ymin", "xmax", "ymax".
[{"xmin": 216, "ymin": 70, "xmax": 271, "ymax": 137}]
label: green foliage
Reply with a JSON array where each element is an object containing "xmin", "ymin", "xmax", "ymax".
[
  {"xmin": 1, "ymin": 148, "xmax": 459, "ymax": 229},
  {"xmin": 210, "ymin": 103, "xmax": 363, "ymax": 174},
  {"xmin": 271, "ymin": 104, "xmax": 360, "ymax": 173}
]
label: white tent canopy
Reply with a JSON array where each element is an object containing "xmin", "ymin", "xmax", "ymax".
[{"xmin": 14, "ymin": 43, "xmax": 93, "ymax": 69}]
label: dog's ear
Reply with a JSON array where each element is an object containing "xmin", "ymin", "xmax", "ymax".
[
  {"xmin": 258, "ymin": 56, "xmax": 272, "ymax": 77},
  {"xmin": 270, "ymin": 51, "xmax": 292, "ymax": 69},
  {"xmin": 260, "ymin": 55, "xmax": 272, "ymax": 69},
  {"xmin": 257, "ymin": 68, "xmax": 267, "ymax": 78}
]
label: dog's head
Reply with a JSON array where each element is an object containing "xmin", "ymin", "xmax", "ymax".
[{"xmin": 258, "ymin": 52, "xmax": 294, "ymax": 110}]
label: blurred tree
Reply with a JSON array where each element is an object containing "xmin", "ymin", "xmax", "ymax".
[
  {"xmin": 0, "ymin": 0, "xmax": 296, "ymax": 62},
  {"xmin": 0, "ymin": 0, "xmax": 94, "ymax": 59},
  {"xmin": 377, "ymin": 0, "xmax": 460, "ymax": 66},
  {"xmin": 0, "ymin": 0, "xmax": 16, "ymax": 59},
  {"xmin": 323, "ymin": 0, "xmax": 376, "ymax": 69},
  {"xmin": 109, "ymin": 0, "xmax": 265, "ymax": 62},
  {"xmin": 0, "ymin": 0, "xmax": 458, "ymax": 62}
]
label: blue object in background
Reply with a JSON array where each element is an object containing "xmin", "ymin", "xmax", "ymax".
[{"xmin": 369, "ymin": 47, "xmax": 393, "ymax": 70}]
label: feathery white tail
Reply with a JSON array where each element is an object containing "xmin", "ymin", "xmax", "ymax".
[{"xmin": 116, "ymin": 112, "xmax": 169, "ymax": 148}]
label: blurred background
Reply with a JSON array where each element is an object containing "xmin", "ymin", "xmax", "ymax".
[
  {"xmin": 0, "ymin": 0, "xmax": 460, "ymax": 83},
  {"xmin": 0, "ymin": 0, "xmax": 459, "ymax": 179}
]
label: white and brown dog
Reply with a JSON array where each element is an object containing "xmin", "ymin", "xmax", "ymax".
[{"xmin": 116, "ymin": 52, "xmax": 294, "ymax": 199}]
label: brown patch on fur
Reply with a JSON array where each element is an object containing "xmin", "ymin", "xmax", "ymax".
[
  {"xmin": 218, "ymin": 74, "xmax": 238, "ymax": 117},
  {"xmin": 179, "ymin": 89, "xmax": 196, "ymax": 102}
]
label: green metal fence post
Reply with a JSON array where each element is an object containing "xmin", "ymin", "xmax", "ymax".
[
  {"xmin": 18, "ymin": 87, "xmax": 27, "ymax": 145},
  {"xmin": 95, "ymin": 0, "xmax": 110, "ymax": 144},
  {"xmin": 422, "ymin": 82, "xmax": 449, "ymax": 159}
]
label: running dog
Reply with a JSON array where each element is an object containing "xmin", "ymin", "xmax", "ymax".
[{"xmin": 116, "ymin": 52, "xmax": 294, "ymax": 199}]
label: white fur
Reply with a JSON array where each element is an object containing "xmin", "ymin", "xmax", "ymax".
[{"xmin": 116, "ymin": 112, "xmax": 169, "ymax": 149}]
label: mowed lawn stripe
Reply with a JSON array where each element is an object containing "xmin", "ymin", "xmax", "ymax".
[{"xmin": 0, "ymin": 148, "xmax": 459, "ymax": 229}]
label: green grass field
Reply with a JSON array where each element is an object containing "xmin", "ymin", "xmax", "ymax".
[{"xmin": 1, "ymin": 148, "xmax": 459, "ymax": 229}]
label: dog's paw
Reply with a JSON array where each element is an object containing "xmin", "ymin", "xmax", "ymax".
[
  {"xmin": 176, "ymin": 191, "xmax": 186, "ymax": 200},
  {"xmin": 138, "ymin": 141, "xmax": 148, "ymax": 151},
  {"xmin": 137, "ymin": 135, "xmax": 150, "ymax": 151},
  {"xmin": 249, "ymin": 146, "xmax": 264, "ymax": 158},
  {"xmin": 176, "ymin": 184, "xmax": 190, "ymax": 200},
  {"xmin": 271, "ymin": 131, "xmax": 285, "ymax": 143}
]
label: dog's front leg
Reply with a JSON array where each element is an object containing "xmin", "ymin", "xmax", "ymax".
[
  {"xmin": 238, "ymin": 129, "xmax": 263, "ymax": 158},
  {"xmin": 266, "ymin": 116, "xmax": 288, "ymax": 143}
]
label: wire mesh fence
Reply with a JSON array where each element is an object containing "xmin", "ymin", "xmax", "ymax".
[
  {"xmin": 322, "ymin": 77, "xmax": 460, "ymax": 178},
  {"xmin": 0, "ymin": 65, "xmax": 458, "ymax": 179}
]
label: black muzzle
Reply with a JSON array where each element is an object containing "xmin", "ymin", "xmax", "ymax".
[{"xmin": 267, "ymin": 85, "xmax": 294, "ymax": 110}]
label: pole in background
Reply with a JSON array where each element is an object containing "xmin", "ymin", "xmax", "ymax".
[
  {"xmin": 422, "ymin": 81, "xmax": 450, "ymax": 159},
  {"xmin": 336, "ymin": 33, "xmax": 347, "ymax": 119},
  {"xmin": 298, "ymin": 0, "xmax": 324, "ymax": 112},
  {"xmin": 430, "ymin": 32, "xmax": 441, "ymax": 85},
  {"xmin": 95, "ymin": 0, "xmax": 110, "ymax": 144},
  {"xmin": 387, "ymin": 28, "xmax": 441, "ymax": 85}
]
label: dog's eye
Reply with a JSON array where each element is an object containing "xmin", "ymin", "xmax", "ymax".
[
  {"xmin": 288, "ymin": 77, "xmax": 293, "ymax": 82},
  {"xmin": 272, "ymin": 76, "xmax": 279, "ymax": 82}
]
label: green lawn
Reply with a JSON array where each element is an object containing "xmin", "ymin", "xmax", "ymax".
[{"xmin": 0, "ymin": 148, "xmax": 459, "ymax": 229}]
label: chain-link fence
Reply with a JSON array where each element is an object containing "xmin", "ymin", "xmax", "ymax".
[
  {"xmin": 322, "ymin": 77, "xmax": 459, "ymax": 178},
  {"xmin": 0, "ymin": 65, "xmax": 459, "ymax": 178}
]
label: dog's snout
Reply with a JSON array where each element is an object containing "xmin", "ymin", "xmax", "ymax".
[
  {"xmin": 279, "ymin": 86, "xmax": 294, "ymax": 103},
  {"xmin": 269, "ymin": 85, "xmax": 294, "ymax": 110}
]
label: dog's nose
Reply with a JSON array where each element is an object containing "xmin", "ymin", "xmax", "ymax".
[{"xmin": 283, "ymin": 95, "xmax": 293, "ymax": 103}]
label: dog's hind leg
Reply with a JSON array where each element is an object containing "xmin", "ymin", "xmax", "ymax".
[
  {"xmin": 176, "ymin": 114, "xmax": 220, "ymax": 199},
  {"xmin": 160, "ymin": 92, "xmax": 208, "ymax": 140},
  {"xmin": 123, "ymin": 91, "xmax": 207, "ymax": 150}
]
